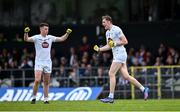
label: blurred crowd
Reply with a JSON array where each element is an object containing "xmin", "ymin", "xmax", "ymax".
[
  {"xmin": 0, "ymin": 36, "xmax": 180, "ymax": 87},
  {"xmin": 127, "ymin": 43, "xmax": 180, "ymax": 66},
  {"xmin": 1, "ymin": 35, "xmax": 180, "ymax": 70}
]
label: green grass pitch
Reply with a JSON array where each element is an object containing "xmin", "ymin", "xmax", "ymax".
[{"xmin": 0, "ymin": 99, "xmax": 180, "ymax": 111}]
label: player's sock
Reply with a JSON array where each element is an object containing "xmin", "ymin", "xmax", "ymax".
[
  {"xmin": 44, "ymin": 97, "xmax": 48, "ymax": 102},
  {"xmin": 32, "ymin": 95, "xmax": 36, "ymax": 100},
  {"xmin": 108, "ymin": 93, "xmax": 114, "ymax": 99},
  {"xmin": 31, "ymin": 96, "xmax": 36, "ymax": 104},
  {"xmin": 140, "ymin": 86, "xmax": 145, "ymax": 92}
]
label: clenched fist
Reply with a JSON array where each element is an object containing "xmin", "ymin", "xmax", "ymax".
[
  {"xmin": 24, "ymin": 27, "xmax": 30, "ymax": 33},
  {"xmin": 66, "ymin": 28, "xmax": 72, "ymax": 34},
  {"xmin": 93, "ymin": 45, "xmax": 100, "ymax": 52},
  {"xmin": 108, "ymin": 38, "xmax": 115, "ymax": 48}
]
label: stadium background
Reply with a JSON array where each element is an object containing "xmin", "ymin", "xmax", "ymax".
[{"xmin": 0, "ymin": 0, "xmax": 180, "ymax": 100}]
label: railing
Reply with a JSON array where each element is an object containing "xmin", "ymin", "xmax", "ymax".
[
  {"xmin": 0, "ymin": 67, "xmax": 109, "ymax": 87},
  {"xmin": 0, "ymin": 65, "xmax": 180, "ymax": 99},
  {"xmin": 130, "ymin": 65, "xmax": 180, "ymax": 99}
]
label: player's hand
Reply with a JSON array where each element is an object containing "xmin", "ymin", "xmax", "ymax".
[
  {"xmin": 24, "ymin": 27, "xmax": 30, "ymax": 33},
  {"xmin": 66, "ymin": 28, "xmax": 72, "ymax": 34},
  {"xmin": 108, "ymin": 38, "xmax": 115, "ymax": 48},
  {"xmin": 93, "ymin": 45, "xmax": 100, "ymax": 52}
]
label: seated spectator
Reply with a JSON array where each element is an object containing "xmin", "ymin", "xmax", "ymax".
[
  {"xmin": 84, "ymin": 64, "xmax": 93, "ymax": 76},
  {"xmin": 90, "ymin": 53, "xmax": 99, "ymax": 67},
  {"xmin": 19, "ymin": 58, "xmax": 31, "ymax": 69},
  {"xmin": 97, "ymin": 66, "xmax": 104, "ymax": 78},
  {"xmin": 69, "ymin": 62, "xmax": 79, "ymax": 84},
  {"xmin": 69, "ymin": 47, "xmax": 78, "ymax": 67}
]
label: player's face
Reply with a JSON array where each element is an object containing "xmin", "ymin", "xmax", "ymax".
[
  {"xmin": 102, "ymin": 19, "xmax": 110, "ymax": 30},
  {"xmin": 40, "ymin": 26, "xmax": 49, "ymax": 36}
]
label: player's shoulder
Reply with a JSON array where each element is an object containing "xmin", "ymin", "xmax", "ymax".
[
  {"xmin": 105, "ymin": 30, "xmax": 109, "ymax": 35},
  {"xmin": 113, "ymin": 25, "xmax": 122, "ymax": 31},
  {"xmin": 47, "ymin": 35, "xmax": 55, "ymax": 38},
  {"xmin": 32, "ymin": 34, "xmax": 40, "ymax": 38}
]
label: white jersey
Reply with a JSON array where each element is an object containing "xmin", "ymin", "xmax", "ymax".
[
  {"xmin": 106, "ymin": 25, "xmax": 127, "ymax": 63},
  {"xmin": 30, "ymin": 34, "xmax": 57, "ymax": 61}
]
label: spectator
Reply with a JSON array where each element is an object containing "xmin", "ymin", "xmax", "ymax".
[
  {"xmin": 0, "ymin": 33, "xmax": 7, "ymax": 42},
  {"xmin": 90, "ymin": 53, "xmax": 100, "ymax": 67},
  {"xmin": 13, "ymin": 33, "xmax": 23, "ymax": 42},
  {"xmin": 97, "ymin": 66, "xmax": 104, "ymax": 78},
  {"xmin": 69, "ymin": 62, "xmax": 79, "ymax": 84},
  {"xmin": 84, "ymin": 64, "xmax": 93, "ymax": 76},
  {"xmin": 166, "ymin": 55, "xmax": 174, "ymax": 65},
  {"xmin": 154, "ymin": 57, "xmax": 163, "ymax": 66},
  {"xmin": 102, "ymin": 52, "xmax": 111, "ymax": 66},
  {"xmin": 60, "ymin": 56, "xmax": 68, "ymax": 67},
  {"xmin": 69, "ymin": 47, "xmax": 78, "ymax": 67},
  {"xmin": 79, "ymin": 36, "xmax": 90, "ymax": 56},
  {"xmin": 21, "ymin": 48, "xmax": 30, "ymax": 61},
  {"xmin": 19, "ymin": 58, "xmax": 31, "ymax": 69},
  {"xmin": 156, "ymin": 43, "xmax": 167, "ymax": 64}
]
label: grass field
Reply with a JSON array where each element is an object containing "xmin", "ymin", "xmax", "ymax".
[{"xmin": 0, "ymin": 99, "xmax": 180, "ymax": 111}]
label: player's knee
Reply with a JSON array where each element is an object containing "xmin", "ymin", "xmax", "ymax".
[
  {"xmin": 123, "ymin": 75, "xmax": 130, "ymax": 80},
  {"xmin": 34, "ymin": 80, "xmax": 41, "ymax": 84},
  {"xmin": 108, "ymin": 71, "xmax": 115, "ymax": 77},
  {"xmin": 43, "ymin": 81, "xmax": 49, "ymax": 86}
]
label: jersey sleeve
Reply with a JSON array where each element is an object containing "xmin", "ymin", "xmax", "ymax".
[
  {"xmin": 30, "ymin": 35, "xmax": 38, "ymax": 42},
  {"xmin": 116, "ymin": 28, "xmax": 125, "ymax": 38},
  {"xmin": 105, "ymin": 32, "xmax": 109, "ymax": 43},
  {"xmin": 50, "ymin": 35, "xmax": 57, "ymax": 42}
]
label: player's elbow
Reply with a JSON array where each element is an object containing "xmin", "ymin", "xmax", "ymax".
[
  {"xmin": 24, "ymin": 37, "xmax": 32, "ymax": 42},
  {"xmin": 125, "ymin": 40, "xmax": 128, "ymax": 45},
  {"xmin": 24, "ymin": 37, "xmax": 27, "ymax": 42},
  {"xmin": 123, "ymin": 40, "xmax": 128, "ymax": 45}
]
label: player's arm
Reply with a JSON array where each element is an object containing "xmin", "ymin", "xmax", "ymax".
[
  {"xmin": 99, "ymin": 44, "xmax": 111, "ymax": 51},
  {"xmin": 115, "ymin": 35, "xmax": 128, "ymax": 46},
  {"xmin": 93, "ymin": 44, "xmax": 111, "ymax": 52},
  {"xmin": 108, "ymin": 29, "xmax": 128, "ymax": 47},
  {"xmin": 55, "ymin": 29, "xmax": 72, "ymax": 42},
  {"xmin": 24, "ymin": 27, "xmax": 33, "ymax": 42}
]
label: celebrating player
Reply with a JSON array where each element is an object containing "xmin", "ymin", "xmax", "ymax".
[
  {"xmin": 24, "ymin": 23, "xmax": 72, "ymax": 104},
  {"xmin": 94, "ymin": 15, "xmax": 149, "ymax": 103}
]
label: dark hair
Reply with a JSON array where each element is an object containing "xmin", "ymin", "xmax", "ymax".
[
  {"xmin": 39, "ymin": 23, "xmax": 49, "ymax": 28},
  {"xmin": 102, "ymin": 15, "xmax": 112, "ymax": 22}
]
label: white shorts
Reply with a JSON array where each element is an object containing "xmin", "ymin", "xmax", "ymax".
[
  {"xmin": 34, "ymin": 60, "xmax": 52, "ymax": 74},
  {"xmin": 112, "ymin": 52, "xmax": 127, "ymax": 63}
]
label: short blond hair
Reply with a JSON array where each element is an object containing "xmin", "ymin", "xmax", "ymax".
[{"xmin": 102, "ymin": 15, "xmax": 112, "ymax": 22}]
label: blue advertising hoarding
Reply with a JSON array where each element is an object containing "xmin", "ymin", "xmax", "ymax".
[{"xmin": 0, "ymin": 87, "xmax": 103, "ymax": 101}]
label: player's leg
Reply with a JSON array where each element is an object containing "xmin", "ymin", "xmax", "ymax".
[
  {"xmin": 31, "ymin": 70, "xmax": 42, "ymax": 104},
  {"xmin": 43, "ymin": 73, "xmax": 50, "ymax": 104},
  {"xmin": 100, "ymin": 62, "xmax": 122, "ymax": 103},
  {"xmin": 42, "ymin": 62, "xmax": 52, "ymax": 104},
  {"xmin": 109, "ymin": 62, "xmax": 122, "ymax": 98},
  {"xmin": 120, "ymin": 63, "xmax": 149, "ymax": 100}
]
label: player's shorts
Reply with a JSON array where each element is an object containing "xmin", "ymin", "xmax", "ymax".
[
  {"xmin": 34, "ymin": 60, "xmax": 52, "ymax": 74},
  {"xmin": 112, "ymin": 50, "xmax": 127, "ymax": 63}
]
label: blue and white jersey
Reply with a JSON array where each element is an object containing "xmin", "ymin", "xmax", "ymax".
[
  {"xmin": 106, "ymin": 25, "xmax": 127, "ymax": 63},
  {"xmin": 30, "ymin": 34, "xmax": 57, "ymax": 61}
]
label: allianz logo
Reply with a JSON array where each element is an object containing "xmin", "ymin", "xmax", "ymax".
[
  {"xmin": 65, "ymin": 87, "xmax": 92, "ymax": 100},
  {"xmin": 0, "ymin": 87, "xmax": 92, "ymax": 101}
]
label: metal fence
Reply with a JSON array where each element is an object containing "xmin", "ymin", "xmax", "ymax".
[
  {"xmin": 0, "ymin": 65, "xmax": 180, "ymax": 99},
  {"xmin": 130, "ymin": 65, "xmax": 180, "ymax": 99}
]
